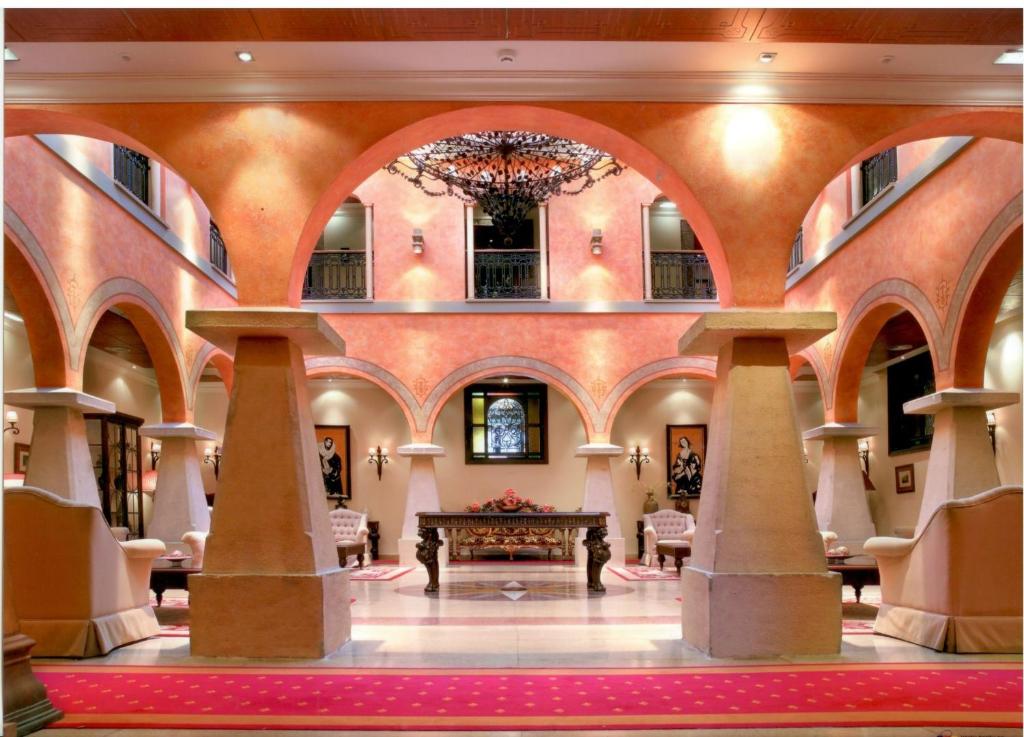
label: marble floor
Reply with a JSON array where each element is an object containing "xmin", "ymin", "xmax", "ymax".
[{"xmin": 38, "ymin": 563, "xmax": 1023, "ymax": 737}]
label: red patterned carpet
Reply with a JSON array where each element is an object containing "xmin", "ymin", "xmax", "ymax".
[{"xmin": 36, "ymin": 662, "xmax": 1022, "ymax": 731}]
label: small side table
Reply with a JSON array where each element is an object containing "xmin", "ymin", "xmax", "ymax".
[
  {"xmin": 337, "ymin": 542, "xmax": 365, "ymax": 569},
  {"xmin": 655, "ymin": 541, "xmax": 691, "ymax": 574},
  {"xmin": 368, "ymin": 520, "xmax": 381, "ymax": 561},
  {"xmin": 150, "ymin": 566, "xmax": 201, "ymax": 607},
  {"xmin": 636, "ymin": 520, "xmax": 645, "ymax": 561}
]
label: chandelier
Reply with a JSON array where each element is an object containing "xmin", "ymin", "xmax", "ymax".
[{"xmin": 385, "ymin": 131, "xmax": 625, "ymax": 243}]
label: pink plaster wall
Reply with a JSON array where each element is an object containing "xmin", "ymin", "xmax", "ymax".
[
  {"xmin": 800, "ymin": 170, "xmax": 850, "ymax": 261},
  {"xmin": 898, "ymin": 138, "xmax": 949, "ymax": 175}
]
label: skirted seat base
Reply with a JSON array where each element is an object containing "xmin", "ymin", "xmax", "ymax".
[
  {"xmin": 873, "ymin": 603, "xmax": 1023, "ymax": 653},
  {"xmin": 19, "ymin": 605, "xmax": 160, "ymax": 658}
]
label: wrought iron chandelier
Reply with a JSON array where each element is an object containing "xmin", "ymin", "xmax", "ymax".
[{"xmin": 386, "ymin": 131, "xmax": 625, "ymax": 243}]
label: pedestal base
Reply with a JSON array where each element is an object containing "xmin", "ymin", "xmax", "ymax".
[
  {"xmin": 680, "ymin": 567, "xmax": 842, "ymax": 658},
  {"xmin": 189, "ymin": 570, "xmax": 351, "ymax": 658},
  {"xmin": 574, "ymin": 536, "xmax": 625, "ymax": 568},
  {"xmin": 2, "ymin": 633, "xmax": 62, "ymax": 735},
  {"xmin": 399, "ymin": 537, "xmax": 448, "ymax": 568}
]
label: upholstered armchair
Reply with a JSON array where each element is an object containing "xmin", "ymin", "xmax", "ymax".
[
  {"xmin": 329, "ymin": 507, "xmax": 369, "ymax": 566},
  {"xmin": 642, "ymin": 509, "xmax": 696, "ymax": 566},
  {"xmin": 819, "ymin": 530, "xmax": 838, "ymax": 554},
  {"xmin": 181, "ymin": 530, "xmax": 208, "ymax": 568},
  {"xmin": 4, "ymin": 486, "xmax": 166, "ymax": 657},
  {"xmin": 864, "ymin": 485, "xmax": 1022, "ymax": 653}
]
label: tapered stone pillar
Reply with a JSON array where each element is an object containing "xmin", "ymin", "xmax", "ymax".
[
  {"xmin": 141, "ymin": 423, "xmax": 216, "ymax": 547},
  {"xmin": 397, "ymin": 443, "xmax": 448, "ymax": 568},
  {"xmin": 4, "ymin": 388, "xmax": 114, "ymax": 507},
  {"xmin": 573, "ymin": 444, "xmax": 626, "ymax": 567},
  {"xmin": 185, "ymin": 309, "xmax": 350, "ymax": 659},
  {"xmin": 803, "ymin": 424, "xmax": 877, "ymax": 554},
  {"xmin": 678, "ymin": 312, "xmax": 842, "ymax": 658},
  {"xmin": 905, "ymin": 388, "xmax": 1019, "ymax": 531},
  {"xmin": 3, "ymin": 583, "xmax": 61, "ymax": 734}
]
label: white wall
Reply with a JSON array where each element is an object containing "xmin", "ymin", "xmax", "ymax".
[{"xmin": 985, "ymin": 314, "xmax": 1024, "ymax": 485}]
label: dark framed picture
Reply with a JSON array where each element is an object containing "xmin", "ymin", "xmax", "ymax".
[
  {"xmin": 895, "ymin": 463, "xmax": 915, "ymax": 494},
  {"xmin": 13, "ymin": 442, "xmax": 29, "ymax": 474},
  {"xmin": 314, "ymin": 425, "xmax": 351, "ymax": 501},
  {"xmin": 667, "ymin": 424, "xmax": 707, "ymax": 498}
]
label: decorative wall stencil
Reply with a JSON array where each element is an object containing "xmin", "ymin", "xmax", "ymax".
[
  {"xmin": 935, "ymin": 278, "xmax": 951, "ymax": 310},
  {"xmin": 589, "ymin": 377, "xmax": 608, "ymax": 402}
]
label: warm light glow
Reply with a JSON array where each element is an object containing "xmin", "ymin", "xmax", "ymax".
[
  {"xmin": 204, "ymin": 447, "xmax": 213, "ymax": 458},
  {"xmin": 3, "ymin": 311, "xmax": 23, "ymax": 323},
  {"xmin": 858, "ymin": 438, "xmax": 870, "ymax": 452},
  {"xmin": 722, "ymin": 107, "xmax": 782, "ymax": 175},
  {"xmin": 731, "ymin": 84, "xmax": 775, "ymax": 99},
  {"xmin": 4, "ymin": 48, "xmax": 18, "ymax": 62},
  {"xmin": 235, "ymin": 50, "xmax": 254, "ymax": 63},
  {"xmin": 994, "ymin": 48, "xmax": 1024, "ymax": 65},
  {"xmin": 151, "ymin": 441, "xmax": 161, "ymax": 453},
  {"xmin": 5, "ymin": 411, "xmax": 17, "ymax": 424},
  {"xmin": 758, "ymin": 52, "xmax": 777, "ymax": 64}
]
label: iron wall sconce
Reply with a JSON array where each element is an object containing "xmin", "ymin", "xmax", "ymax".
[
  {"xmin": 149, "ymin": 441, "xmax": 161, "ymax": 470},
  {"xmin": 858, "ymin": 438, "xmax": 870, "ymax": 476},
  {"xmin": 411, "ymin": 228, "xmax": 425, "ymax": 255},
  {"xmin": 368, "ymin": 445, "xmax": 389, "ymax": 480},
  {"xmin": 628, "ymin": 445, "xmax": 650, "ymax": 479},
  {"xmin": 590, "ymin": 229, "xmax": 603, "ymax": 255},
  {"xmin": 987, "ymin": 410, "xmax": 997, "ymax": 453},
  {"xmin": 204, "ymin": 445, "xmax": 223, "ymax": 480},
  {"xmin": 3, "ymin": 410, "xmax": 19, "ymax": 435}
]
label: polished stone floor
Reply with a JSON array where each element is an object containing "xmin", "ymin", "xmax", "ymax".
[{"xmin": 39, "ymin": 563, "xmax": 1023, "ymax": 737}]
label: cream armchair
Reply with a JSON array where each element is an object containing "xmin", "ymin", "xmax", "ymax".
[
  {"xmin": 819, "ymin": 530, "xmax": 838, "ymax": 554},
  {"xmin": 329, "ymin": 507, "xmax": 369, "ymax": 567},
  {"xmin": 181, "ymin": 530, "xmax": 208, "ymax": 568},
  {"xmin": 4, "ymin": 486, "xmax": 166, "ymax": 657},
  {"xmin": 642, "ymin": 509, "xmax": 695, "ymax": 566},
  {"xmin": 864, "ymin": 485, "xmax": 1022, "ymax": 653}
]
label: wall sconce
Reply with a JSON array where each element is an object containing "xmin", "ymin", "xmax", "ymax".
[
  {"xmin": 858, "ymin": 438, "xmax": 870, "ymax": 476},
  {"xmin": 628, "ymin": 445, "xmax": 650, "ymax": 479},
  {"xmin": 149, "ymin": 441, "xmax": 161, "ymax": 470},
  {"xmin": 987, "ymin": 410, "xmax": 997, "ymax": 453},
  {"xmin": 590, "ymin": 229, "xmax": 603, "ymax": 256},
  {"xmin": 411, "ymin": 228, "xmax": 425, "ymax": 255},
  {"xmin": 801, "ymin": 443, "xmax": 809, "ymax": 463},
  {"xmin": 368, "ymin": 445, "xmax": 389, "ymax": 480},
  {"xmin": 203, "ymin": 445, "xmax": 223, "ymax": 479},
  {"xmin": 3, "ymin": 410, "xmax": 19, "ymax": 435}
]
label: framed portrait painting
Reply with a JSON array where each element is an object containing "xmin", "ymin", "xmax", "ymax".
[
  {"xmin": 13, "ymin": 442, "xmax": 29, "ymax": 474},
  {"xmin": 314, "ymin": 425, "xmax": 351, "ymax": 501},
  {"xmin": 666, "ymin": 424, "xmax": 707, "ymax": 498},
  {"xmin": 895, "ymin": 463, "xmax": 915, "ymax": 494}
]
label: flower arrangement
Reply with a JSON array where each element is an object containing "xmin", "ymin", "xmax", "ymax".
[{"xmin": 466, "ymin": 488, "xmax": 555, "ymax": 513}]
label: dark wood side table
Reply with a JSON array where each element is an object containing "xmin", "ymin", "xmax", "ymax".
[
  {"xmin": 336, "ymin": 542, "xmax": 365, "ymax": 569},
  {"xmin": 827, "ymin": 561, "xmax": 880, "ymax": 603},
  {"xmin": 655, "ymin": 541, "xmax": 691, "ymax": 574},
  {"xmin": 636, "ymin": 520, "xmax": 645, "ymax": 561},
  {"xmin": 149, "ymin": 566, "xmax": 201, "ymax": 607},
  {"xmin": 367, "ymin": 520, "xmax": 380, "ymax": 561}
]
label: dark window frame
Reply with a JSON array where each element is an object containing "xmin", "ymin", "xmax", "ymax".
[
  {"xmin": 860, "ymin": 147, "xmax": 898, "ymax": 206},
  {"xmin": 112, "ymin": 144, "xmax": 151, "ymax": 206},
  {"xmin": 464, "ymin": 383, "xmax": 548, "ymax": 464}
]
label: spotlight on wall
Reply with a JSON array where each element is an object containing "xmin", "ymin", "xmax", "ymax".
[
  {"xmin": 235, "ymin": 50, "xmax": 254, "ymax": 63},
  {"xmin": 3, "ymin": 410, "xmax": 19, "ymax": 435},
  {"xmin": 758, "ymin": 52, "xmax": 777, "ymax": 64},
  {"xmin": 368, "ymin": 445, "xmax": 390, "ymax": 480},
  {"xmin": 858, "ymin": 438, "xmax": 870, "ymax": 476},
  {"xmin": 994, "ymin": 48, "xmax": 1024, "ymax": 65},
  {"xmin": 150, "ymin": 441, "xmax": 161, "ymax": 470},
  {"xmin": 204, "ymin": 445, "xmax": 223, "ymax": 479},
  {"xmin": 411, "ymin": 228, "xmax": 425, "ymax": 255},
  {"xmin": 987, "ymin": 410, "xmax": 997, "ymax": 453},
  {"xmin": 628, "ymin": 445, "xmax": 651, "ymax": 480},
  {"xmin": 590, "ymin": 229, "xmax": 604, "ymax": 256}
]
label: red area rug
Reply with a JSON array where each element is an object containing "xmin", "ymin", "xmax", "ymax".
[{"xmin": 36, "ymin": 662, "xmax": 1022, "ymax": 731}]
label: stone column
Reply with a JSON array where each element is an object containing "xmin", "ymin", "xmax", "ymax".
[
  {"xmin": 3, "ymin": 583, "xmax": 62, "ymax": 734},
  {"xmin": 803, "ymin": 423, "xmax": 878, "ymax": 554},
  {"xmin": 4, "ymin": 388, "xmax": 114, "ymax": 507},
  {"xmin": 678, "ymin": 312, "xmax": 842, "ymax": 658},
  {"xmin": 141, "ymin": 423, "xmax": 216, "ymax": 548},
  {"xmin": 185, "ymin": 309, "xmax": 350, "ymax": 659},
  {"xmin": 573, "ymin": 443, "xmax": 626, "ymax": 568},
  {"xmin": 396, "ymin": 443, "xmax": 447, "ymax": 569},
  {"xmin": 905, "ymin": 388, "xmax": 1019, "ymax": 531}
]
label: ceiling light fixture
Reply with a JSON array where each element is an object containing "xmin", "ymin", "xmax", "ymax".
[
  {"xmin": 235, "ymin": 50, "xmax": 254, "ymax": 63},
  {"xmin": 994, "ymin": 48, "xmax": 1024, "ymax": 65},
  {"xmin": 880, "ymin": 55, "xmax": 895, "ymax": 65},
  {"xmin": 4, "ymin": 47, "xmax": 18, "ymax": 62},
  {"xmin": 758, "ymin": 52, "xmax": 777, "ymax": 64},
  {"xmin": 497, "ymin": 48, "xmax": 516, "ymax": 64}
]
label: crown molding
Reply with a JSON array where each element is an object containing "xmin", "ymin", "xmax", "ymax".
[{"xmin": 6, "ymin": 69, "xmax": 1021, "ymax": 105}]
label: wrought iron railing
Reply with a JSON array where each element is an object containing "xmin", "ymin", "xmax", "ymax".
[
  {"xmin": 474, "ymin": 250, "xmax": 542, "ymax": 299},
  {"xmin": 209, "ymin": 220, "xmax": 229, "ymax": 275},
  {"xmin": 302, "ymin": 251, "xmax": 368, "ymax": 300},
  {"xmin": 651, "ymin": 251, "xmax": 717, "ymax": 300},
  {"xmin": 861, "ymin": 147, "xmax": 897, "ymax": 205},
  {"xmin": 113, "ymin": 144, "xmax": 150, "ymax": 205},
  {"xmin": 788, "ymin": 227, "xmax": 804, "ymax": 273}
]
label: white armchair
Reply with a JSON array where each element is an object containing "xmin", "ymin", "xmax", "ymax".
[
  {"xmin": 181, "ymin": 530, "xmax": 208, "ymax": 568},
  {"xmin": 329, "ymin": 507, "xmax": 369, "ymax": 567},
  {"xmin": 819, "ymin": 530, "xmax": 838, "ymax": 554},
  {"xmin": 642, "ymin": 509, "xmax": 695, "ymax": 566}
]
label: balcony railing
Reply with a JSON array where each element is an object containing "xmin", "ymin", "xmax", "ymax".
[
  {"xmin": 302, "ymin": 251, "xmax": 368, "ymax": 300},
  {"xmin": 651, "ymin": 251, "xmax": 717, "ymax": 300},
  {"xmin": 113, "ymin": 145, "xmax": 150, "ymax": 205},
  {"xmin": 861, "ymin": 147, "xmax": 897, "ymax": 205},
  {"xmin": 474, "ymin": 250, "xmax": 542, "ymax": 299},
  {"xmin": 788, "ymin": 227, "xmax": 804, "ymax": 274},
  {"xmin": 209, "ymin": 220, "xmax": 229, "ymax": 275}
]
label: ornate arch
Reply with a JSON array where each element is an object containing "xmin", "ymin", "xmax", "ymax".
[
  {"xmin": 188, "ymin": 344, "xmax": 234, "ymax": 407},
  {"xmin": 304, "ymin": 356, "xmax": 421, "ymax": 436},
  {"xmin": 600, "ymin": 357, "xmax": 717, "ymax": 436}
]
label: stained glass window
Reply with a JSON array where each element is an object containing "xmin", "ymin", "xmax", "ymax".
[{"xmin": 464, "ymin": 383, "xmax": 547, "ymax": 463}]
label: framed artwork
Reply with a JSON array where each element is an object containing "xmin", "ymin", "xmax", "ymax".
[
  {"xmin": 13, "ymin": 442, "xmax": 29, "ymax": 474},
  {"xmin": 895, "ymin": 463, "xmax": 916, "ymax": 494},
  {"xmin": 666, "ymin": 424, "xmax": 707, "ymax": 498},
  {"xmin": 314, "ymin": 425, "xmax": 351, "ymax": 501}
]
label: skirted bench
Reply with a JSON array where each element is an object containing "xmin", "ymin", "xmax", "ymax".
[{"xmin": 447, "ymin": 490, "xmax": 578, "ymax": 560}]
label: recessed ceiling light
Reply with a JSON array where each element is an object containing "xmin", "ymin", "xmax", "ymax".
[
  {"xmin": 497, "ymin": 48, "xmax": 516, "ymax": 64},
  {"xmin": 658, "ymin": 200, "xmax": 678, "ymax": 210},
  {"xmin": 994, "ymin": 48, "xmax": 1024, "ymax": 65},
  {"xmin": 235, "ymin": 50, "xmax": 254, "ymax": 63},
  {"xmin": 4, "ymin": 47, "xmax": 19, "ymax": 62},
  {"xmin": 758, "ymin": 52, "xmax": 777, "ymax": 64}
]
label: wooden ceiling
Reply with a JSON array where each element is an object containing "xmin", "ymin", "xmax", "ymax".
[
  {"xmin": 87, "ymin": 310, "xmax": 155, "ymax": 368},
  {"xmin": 865, "ymin": 310, "xmax": 929, "ymax": 368},
  {"xmin": 6, "ymin": 8, "xmax": 1021, "ymax": 45}
]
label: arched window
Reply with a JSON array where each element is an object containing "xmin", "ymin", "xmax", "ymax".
[
  {"xmin": 487, "ymin": 397, "xmax": 526, "ymax": 454},
  {"xmin": 465, "ymin": 383, "xmax": 548, "ymax": 463}
]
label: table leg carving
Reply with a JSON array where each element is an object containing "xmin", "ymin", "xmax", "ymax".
[
  {"xmin": 416, "ymin": 526, "xmax": 442, "ymax": 594},
  {"xmin": 583, "ymin": 526, "xmax": 610, "ymax": 593}
]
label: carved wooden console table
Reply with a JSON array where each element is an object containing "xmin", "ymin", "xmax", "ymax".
[{"xmin": 416, "ymin": 511, "xmax": 611, "ymax": 595}]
